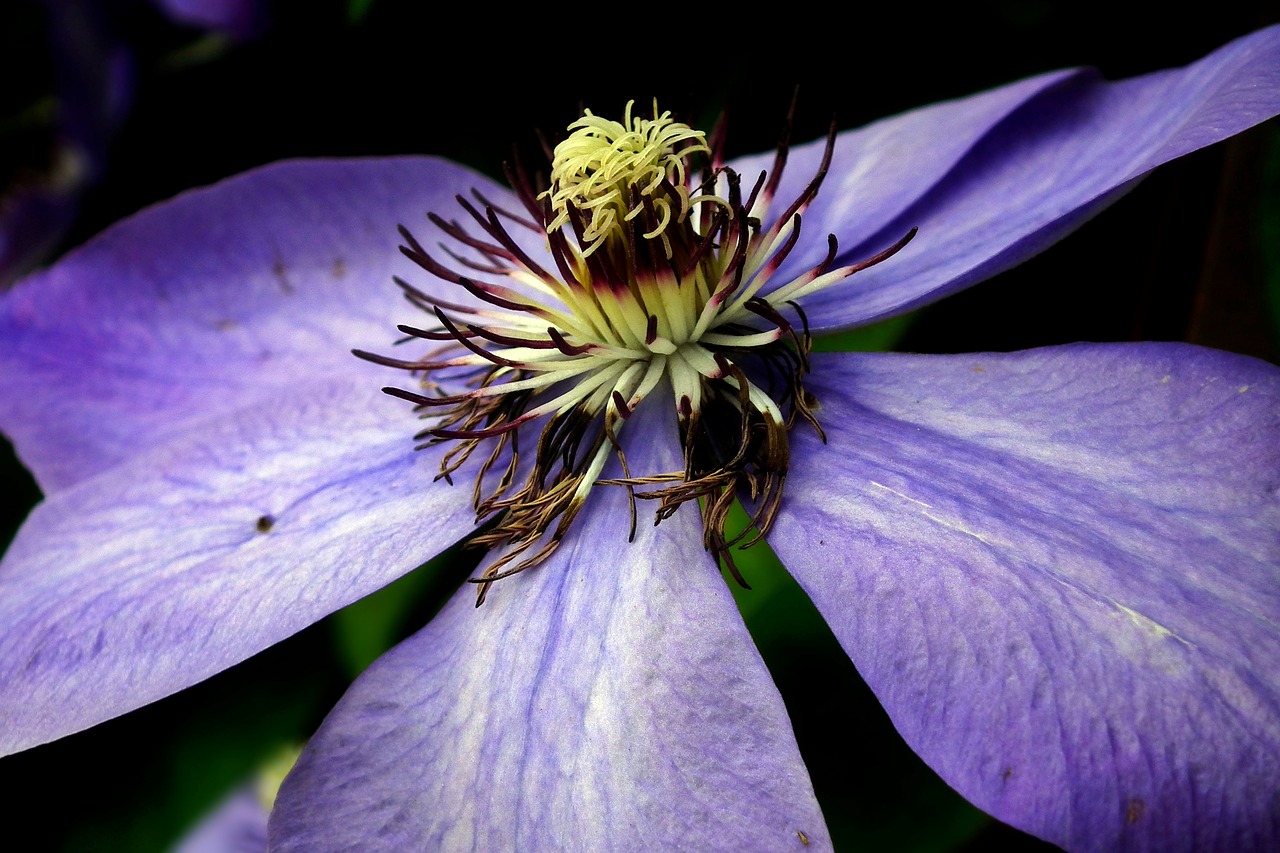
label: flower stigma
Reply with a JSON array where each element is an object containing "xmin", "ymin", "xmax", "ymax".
[{"xmin": 357, "ymin": 99, "xmax": 914, "ymax": 604}]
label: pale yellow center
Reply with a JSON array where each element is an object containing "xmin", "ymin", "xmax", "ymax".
[{"xmin": 541, "ymin": 99, "xmax": 724, "ymax": 257}]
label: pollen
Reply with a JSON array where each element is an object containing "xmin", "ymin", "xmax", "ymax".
[{"xmin": 358, "ymin": 100, "xmax": 914, "ymax": 603}]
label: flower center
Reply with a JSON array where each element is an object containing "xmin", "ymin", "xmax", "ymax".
[
  {"xmin": 541, "ymin": 101, "xmax": 724, "ymax": 258},
  {"xmin": 358, "ymin": 100, "xmax": 913, "ymax": 603}
]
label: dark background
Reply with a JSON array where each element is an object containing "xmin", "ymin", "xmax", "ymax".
[{"xmin": 1, "ymin": 1, "xmax": 1277, "ymax": 850}]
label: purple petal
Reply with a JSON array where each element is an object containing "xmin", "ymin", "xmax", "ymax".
[
  {"xmin": 152, "ymin": 0, "xmax": 266, "ymax": 38},
  {"xmin": 763, "ymin": 26, "xmax": 1280, "ymax": 330},
  {"xmin": 727, "ymin": 68, "xmax": 1084, "ymax": 272},
  {"xmin": 767, "ymin": 345, "xmax": 1280, "ymax": 851},
  {"xmin": 0, "ymin": 157, "xmax": 511, "ymax": 493},
  {"xmin": 270, "ymin": 401, "xmax": 829, "ymax": 852},
  {"xmin": 173, "ymin": 786, "xmax": 268, "ymax": 853},
  {"xmin": 0, "ymin": 375, "xmax": 478, "ymax": 756}
]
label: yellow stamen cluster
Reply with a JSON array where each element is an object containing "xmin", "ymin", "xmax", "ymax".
[{"xmin": 541, "ymin": 99, "xmax": 724, "ymax": 257}]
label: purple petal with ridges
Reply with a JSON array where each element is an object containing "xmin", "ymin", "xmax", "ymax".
[
  {"xmin": 0, "ymin": 375, "xmax": 478, "ymax": 756},
  {"xmin": 726, "ymin": 68, "xmax": 1084, "ymax": 272},
  {"xmin": 269, "ymin": 400, "xmax": 829, "ymax": 853},
  {"xmin": 0, "ymin": 157, "xmax": 514, "ymax": 494},
  {"xmin": 766, "ymin": 26, "xmax": 1280, "ymax": 331},
  {"xmin": 767, "ymin": 345, "xmax": 1280, "ymax": 851}
]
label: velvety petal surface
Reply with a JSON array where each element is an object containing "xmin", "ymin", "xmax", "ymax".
[
  {"xmin": 0, "ymin": 157, "xmax": 513, "ymax": 493},
  {"xmin": 0, "ymin": 374, "xmax": 481, "ymax": 755},
  {"xmin": 748, "ymin": 26, "xmax": 1280, "ymax": 330},
  {"xmin": 767, "ymin": 345, "xmax": 1280, "ymax": 851},
  {"xmin": 270, "ymin": 401, "xmax": 828, "ymax": 852}
]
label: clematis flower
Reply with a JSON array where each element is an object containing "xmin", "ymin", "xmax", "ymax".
[{"xmin": 2, "ymin": 26, "xmax": 1280, "ymax": 853}]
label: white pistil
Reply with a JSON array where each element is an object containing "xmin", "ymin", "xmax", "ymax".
[
  {"xmin": 626, "ymin": 354, "xmax": 669, "ymax": 410},
  {"xmin": 462, "ymin": 361, "xmax": 602, "ymax": 397},
  {"xmin": 665, "ymin": 348, "xmax": 706, "ymax": 412},
  {"xmin": 572, "ymin": 439, "xmax": 618, "ymax": 503},
  {"xmin": 699, "ymin": 328, "xmax": 784, "ymax": 348},
  {"xmin": 647, "ymin": 336, "xmax": 678, "ymax": 356}
]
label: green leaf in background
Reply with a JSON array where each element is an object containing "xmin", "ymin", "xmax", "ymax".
[
  {"xmin": 347, "ymin": 0, "xmax": 378, "ymax": 24},
  {"xmin": 812, "ymin": 312, "xmax": 917, "ymax": 353},
  {"xmin": 330, "ymin": 539, "xmax": 477, "ymax": 678}
]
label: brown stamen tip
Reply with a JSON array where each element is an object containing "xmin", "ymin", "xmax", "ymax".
[
  {"xmin": 612, "ymin": 390, "xmax": 634, "ymax": 420},
  {"xmin": 548, "ymin": 327, "xmax": 591, "ymax": 355}
]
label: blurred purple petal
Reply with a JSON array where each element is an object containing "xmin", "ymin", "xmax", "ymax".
[
  {"xmin": 0, "ymin": 150, "xmax": 88, "ymax": 288},
  {"xmin": 768, "ymin": 345, "xmax": 1280, "ymax": 850},
  {"xmin": 1, "ymin": 0, "xmax": 134, "ymax": 286},
  {"xmin": 5, "ymin": 0, "xmax": 267, "ymax": 286},
  {"xmin": 270, "ymin": 403, "xmax": 829, "ymax": 851},
  {"xmin": 47, "ymin": 0, "xmax": 135, "ymax": 160},
  {"xmin": 153, "ymin": 0, "xmax": 267, "ymax": 39},
  {"xmin": 0, "ymin": 376, "xmax": 479, "ymax": 755},
  {"xmin": 172, "ymin": 786, "xmax": 267, "ymax": 853},
  {"xmin": 0, "ymin": 157, "xmax": 510, "ymax": 493},
  {"xmin": 766, "ymin": 26, "xmax": 1280, "ymax": 330}
]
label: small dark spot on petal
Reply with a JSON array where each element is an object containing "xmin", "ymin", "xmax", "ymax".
[
  {"xmin": 796, "ymin": 829, "xmax": 809, "ymax": 846},
  {"xmin": 972, "ymin": 364, "xmax": 985, "ymax": 373},
  {"xmin": 1002, "ymin": 767, "xmax": 1013, "ymax": 782},
  {"xmin": 215, "ymin": 319, "xmax": 237, "ymax": 331},
  {"xmin": 256, "ymin": 514, "xmax": 275, "ymax": 533},
  {"xmin": 332, "ymin": 258, "xmax": 347, "ymax": 278},
  {"xmin": 273, "ymin": 259, "xmax": 294, "ymax": 294},
  {"xmin": 1126, "ymin": 798, "xmax": 1145, "ymax": 824}
]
